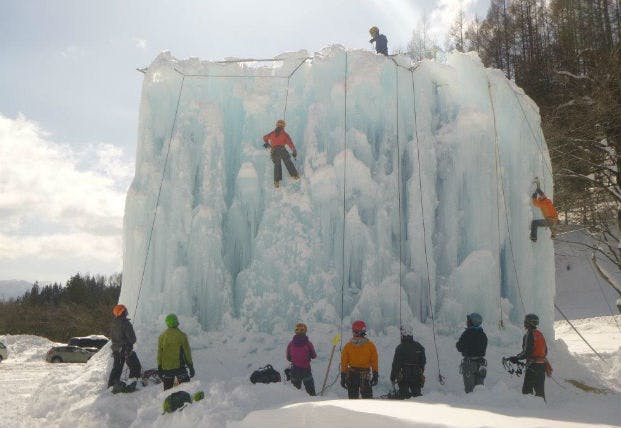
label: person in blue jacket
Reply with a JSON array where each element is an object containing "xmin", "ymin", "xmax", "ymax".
[
  {"xmin": 456, "ymin": 312, "xmax": 487, "ymax": 393},
  {"xmin": 369, "ymin": 26, "xmax": 388, "ymax": 55}
]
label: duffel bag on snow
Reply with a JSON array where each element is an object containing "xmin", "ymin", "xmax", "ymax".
[
  {"xmin": 250, "ymin": 364, "xmax": 281, "ymax": 384},
  {"xmin": 163, "ymin": 391, "xmax": 192, "ymax": 413}
]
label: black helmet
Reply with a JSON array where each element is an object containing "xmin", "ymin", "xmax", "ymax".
[
  {"xmin": 524, "ymin": 313, "xmax": 539, "ymax": 328},
  {"xmin": 467, "ymin": 312, "xmax": 483, "ymax": 327}
]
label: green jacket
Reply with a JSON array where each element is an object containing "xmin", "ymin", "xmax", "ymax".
[{"xmin": 157, "ymin": 327, "xmax": 193, "ymax": 370}]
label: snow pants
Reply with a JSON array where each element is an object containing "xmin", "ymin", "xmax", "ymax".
[
  {"xmin": 396, "ymin": 365, "xmax": 424, "ymax": 398},
  {"xmin": 108, "ymin": 350, "xmax": 142, "ymax": 387},
  {"xmin": 161, "ymin": 367, "xmax": 190, "ymax": 390},
  {"xmin": 522, "ymin": 362, "xmax": 546, "ymax": 399},
  {"xmin": 530, "ymin": 219, "xmax": 557, "ymax": 241},
  {"xmin": 271, "ymin": 146, "xmax": 298, "ymax": 183},
  {"xmin": 346, "ymin": 368, "xmax": 373, "ymax": 399},
  {"xmin": 461, "ymin": 357, "xmax": 486, "ymax": 393},
  {"xmin": 291, "ymin": 366, "xmax": 316, "ymax": 396}
]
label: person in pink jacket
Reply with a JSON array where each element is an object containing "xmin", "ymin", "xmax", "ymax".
[
  {"xmin": 263, "ymin": 119, "xmax": 299, "ymax": 188},
  {"xmin": 286, "ymin": 323, "xmax": 317, "ymax": 396}
]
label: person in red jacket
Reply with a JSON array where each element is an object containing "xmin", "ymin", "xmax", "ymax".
[
  {"xmin": 531, "ymin": 185, "xmax": 558, "ymax": 242},
  {"xmin": 263, "ymin": 119, "xmax": 299, "ymax": 188},
  {"xmin": 507, "ymin": 314, "xmax": 550, "ymax": 400}
]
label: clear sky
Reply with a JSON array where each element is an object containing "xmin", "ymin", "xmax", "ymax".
[{"xmin": 0, "ymin": 0, "xmax": 489, "ymax": 284}]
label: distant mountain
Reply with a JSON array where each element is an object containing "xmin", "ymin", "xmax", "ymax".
[{"xmin": 0, "ymin": 280, "xmax": 33, "ymax": 301}]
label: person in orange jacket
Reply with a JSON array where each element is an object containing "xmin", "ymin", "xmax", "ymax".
[
  {"xmin": 340, "ymin": 320, "xmax": 379, "ymax": 399},
  {"xmin": 530, "ymin": 186, "xmax": 558, "ymax": 242},
  {"xmin": 263, "ymin": 119, "xmax": 299, "ymax": 188}
]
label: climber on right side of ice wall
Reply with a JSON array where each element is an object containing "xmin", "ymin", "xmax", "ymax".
[
  {"xmin": 340, "ymin": 320, "xmax": 379, "ymax": 399},
  {"xmin": 369, "ymin": 26, "xmax": 388, "ymax": 56},
  {"xmin": 262, "ymin": 119, "xmax": 299, "ymax": 188},
  {"xmin": 530, "ymin": 181, "xmax": 558, "ymax": 242}
]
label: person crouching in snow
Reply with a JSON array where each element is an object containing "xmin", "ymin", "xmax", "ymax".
[
  {"xmin": 158, "ymin": 313, "xmax": 195, "ymax": 390},
  {"xmin": 390, "ymin": 325, "xmax": 426, "ymax": 398},
  {"xmin": 108, "ymin": 304, "xmax": 142, "ymax": 389},
  {"xmin": 263, "ymin": 119, "xmax": 299, "ymax": 188},
  {"xmin": 456, "ymin": 312, "xmax": 487, "ymax": 393},
  {"xmin": 286, "ymin": 322, "xmax": 317, "ymax": 396},
  {"xmin": 340, "ymin": 320, "xmax": 379, "ymax": 399}
]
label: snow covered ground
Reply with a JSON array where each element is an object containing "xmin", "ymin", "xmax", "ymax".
[{"xmin": 2, "ymin": 311, "xmax": 620, "ymax": 428}]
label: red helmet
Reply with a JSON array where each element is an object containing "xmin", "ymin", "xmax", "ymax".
[
  {"xmin": 352, "ymin": 320, "xmax": 367, "ymax": 335},
  {"xmin": 113, "ymin": 304, "xmax": 127, "ymax": 318}
]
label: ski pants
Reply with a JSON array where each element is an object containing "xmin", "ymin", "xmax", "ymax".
[
  {"xmin": 461, "ymin": 357, "xmax": 486, "ymax": 393},
  {"xmin": 396, "ymin": 365, "xmax": 424, "ymax": 398},
  {"xmin": 161, "ymin": 367, "xmax": 191, "ymax": 390},
  {"xmin": 346, "ymin": 368, "xmax": 373, "ymax": 399},
  {"xmin": 108, "ymin": 350, "xmax": 142, "ymax": 387},
  {"xmin": 522, "ymin": 362, "xmax": 546, "ymax": 399},
  {"xmin": 291, "ymin": 366, "xmax": 316, "ymax": 396},
  {"xmin": 530, "ymin": 219, "xmax": 557, "ymax": 240},
  {"xmin": 271, "ymin": 146, "xmax": 298, "ymax": 182}
]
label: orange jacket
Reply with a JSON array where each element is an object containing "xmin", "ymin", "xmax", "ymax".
[
  {"xmin": 263, "ymin": 130, "xmax": 295, "ymax": 150},
  {"xmin": 341, "ymin": 337, "xmax": 378, "ymax": 373},
  {"xmin": 533, "ymin": 195, "xmax": 558, "ymax": 221}
]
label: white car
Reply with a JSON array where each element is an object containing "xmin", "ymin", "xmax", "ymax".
[{"xmin": 0, "ymin": 341, "xmax": 7, "ymax": 361}]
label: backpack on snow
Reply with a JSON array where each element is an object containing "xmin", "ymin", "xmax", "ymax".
[
  {"xmin": 250, "ymin": 364, "xmax": 281, "ymax": 384},
  {"xmin": 163, "ymin": 391, "xmax": 192, "ymax": 413}
]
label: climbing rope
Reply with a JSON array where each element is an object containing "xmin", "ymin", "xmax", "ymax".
[
  {"xmin": 410, "ymin": 68, "xmax": 445, "ymax": 385},
  {"xmin": 133, "ymin": 74, "xmax": 186, "ymax": 319},
  {"xmin": 554, "ymin": 303, "xmax": 608, "ymax": 362},
  {"xmin": 395, "ymin": 63, "xmax": 403, "ymax": 328},
  {"xmin": 487, "ymin": 77, "xmax": 527, "ymax": 316},
  {"xmin": 282, "ymin": 58, "xmax": 309, "ymax": 121},
  {"xmin": 487, "ymin": 78, "xmax": 507, "ymax": 329},
  {"xmin": 340, "ymin": 51, "xmax": 348, "ymax": 351}
]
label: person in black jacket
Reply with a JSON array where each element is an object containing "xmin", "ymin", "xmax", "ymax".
[
  {"xmin": 390, "ymin": 325, "xmax": 426, "ymax": 398},
  {"xmin": 107, "ymin": 304, "xmax": 142, "ymax": 389},
  {"xmin": 369, "ymin": 26, "xmax": 388, "ymax": 56},
  {"xmin": 456, "ymin": 312, "xmax": 488, "ymax": 393}
]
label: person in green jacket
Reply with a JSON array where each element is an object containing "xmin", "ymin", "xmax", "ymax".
[{"xmin": 157, "ymin": 313, "xmax": 195, "ymax": 390}]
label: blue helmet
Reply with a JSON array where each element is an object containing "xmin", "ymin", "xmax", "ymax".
[{"xmin": 467, "ymin": 312, "xmax": 483, "ymax": 327}]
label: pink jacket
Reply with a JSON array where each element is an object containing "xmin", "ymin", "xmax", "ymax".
[{"xmin": 286, "ymin": 334, "xmax": 316, "ymax": 369}]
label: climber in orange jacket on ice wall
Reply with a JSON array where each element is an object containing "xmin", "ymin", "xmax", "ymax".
[
  {"xmin": 530, "ymin": 183, "xmax": 558, "ymax": 242},
  {"xmin": 263, "ymin": 119, "xmax": 299, "ymax": 188}
]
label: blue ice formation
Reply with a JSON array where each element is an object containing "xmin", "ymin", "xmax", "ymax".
[{"xmin": 120, "ymin": 47, "xmax": 555, "ymax": 338}]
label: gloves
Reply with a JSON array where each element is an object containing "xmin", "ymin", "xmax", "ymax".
[
  {"xmin": 292, "ymin": 149, "xmax": 297, "ymax": 158},
  {"xmin": 371, "ymin": 371, "xmax": 379, "ymax": 386},
  {"xmin": 340, "ymin": 372, "xmax": 348, "ymax": 389},
  {"xmin": 188, "ymin": 364, "xmax": 195, "ymax": 378},
  {"xmin": 508, "ymin": 356, "xmax": 519, "ymax": 364},
  {"xmin": 263, "ymin": 143, "xmax": 271, "ymax": 149}
]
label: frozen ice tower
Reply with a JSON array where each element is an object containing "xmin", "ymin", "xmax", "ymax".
[{"xmin": 121, "ymin": 47, "xmax": 555, "ymax": 338}]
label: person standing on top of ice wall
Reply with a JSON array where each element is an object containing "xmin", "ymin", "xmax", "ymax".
[
  {"xmin": 369, "ymin": 26, "xmax": 388, "ymax": 56},
  {"xmin": 108, "ymin": 304, "xmax": 142, "ymax": 389},
  {"xmin": 286, "ymin": 322, "xmax": 317, "ymax": 396},
  {"xmin": 340, "ymin": 320, "xmax": 379, "ymax": 399},
  {"xmin": 157, "ymin": 313, "xmax": 195, "ymax": 390},
  {"xmin": 390, "ymin": 325, "xmax": 426, "ymax": 399},
  {"xmin": 507, "ymin": 314, "xmax": 551, "ymax": 400},
  {"xmin": 262, "ymin": 119, "xmax": 299, "ymax": 188},
  {"xmin": 456, "ymin": 312, "xmax": 487, "ymax": 393},
  {"xmin": 530, "ymin": 181, "xmax": 558, "ymax": 242}
]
